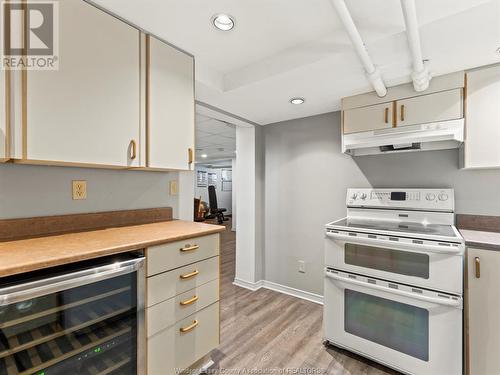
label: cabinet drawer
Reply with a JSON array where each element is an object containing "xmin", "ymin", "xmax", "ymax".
[
  {"xmin": 148, "ymin": 302, "xmax": 220, "ymax": 374},
  {"xmin": 147, "ymin": 279, "xmax": 219, "ymax": 337},
  {"xmin": 146, "ymin": 234, "xmax": 219, "ymax": 276},
  {"xmin": 147, "ymin": 256, "xmax": 219, "ymax": 307}
]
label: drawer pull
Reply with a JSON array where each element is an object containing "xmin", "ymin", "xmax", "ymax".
[
  {"xmin": 130, "ymin": 139, "xmax": 137, "ymax": 160},
  {"xmin": 179, "ymin": 270, "xmax": 199, "ymax": 279},
  {"xmin": 180, "ymin": 295, "xmax": 199, "ymax": 306},
  {"xmin": 180, "ymin": 244, "xmax": 199, "ymax": 252},
  {"xmin": 475, "ymin": 257, "xmax": 480, "ymax": 278},
  {"xmin": 180, "ymin": 320, "xmax": 198, "ymax": 333}
]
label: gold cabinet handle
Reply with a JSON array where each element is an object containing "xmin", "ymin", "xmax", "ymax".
[
  {"xmin": 475, "ymin": 257, "xmax": 481, "ymax": 278},
  {"xmin": 188, "ymin": 148, "xmax": 194, "ymax": 164},
  {"xmin": 400, "ymin": 104, "xmax": 405, "ymax": 122},
  {"xmin": 130, "ymin": 140, "xmax": 137, "ymax": 160},
  {"xmin": 180, "ymin": 244, "xmax": 199, "ymax": 252},
  {"xmin": 179, "ymin": 270, "xmax": 199, "ymax": 280},
  {"xmin": 384, "ymin": 107, "xmax": 389, "ymax": 124},
  {"xmin": 180, "ymin": 320, "xmax": 198, "ymax": 333},
  {"xmin": 180, "ymin": 295, "xmax": 199, "ymax": 306}
]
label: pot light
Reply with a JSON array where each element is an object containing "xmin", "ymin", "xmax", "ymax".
[
  {"xmin": 201, "ymin": 154, "xmax": 208, "ymax": 158},
  {"xmin": 290, "ymin": 97, "xmax": 305, "ymax": 105},
  {"xmin": 212, "ymin": 14, "xmax": 235, "ymax": 31}
]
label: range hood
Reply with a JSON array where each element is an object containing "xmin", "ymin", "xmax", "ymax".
[{"xmin": 342, "ymin": 119, "xmax": 464, "ymax": 156}]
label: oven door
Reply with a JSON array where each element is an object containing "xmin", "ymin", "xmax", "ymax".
[
  {"xmin": 325, "ymin": 230, "xmax": 463, "ymax": 294},
  {"xmin": 324, "ymin": 269, "xmax": 462, "ymax": 375}
]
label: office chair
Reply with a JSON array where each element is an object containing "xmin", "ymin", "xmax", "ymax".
[{"xmin": 208, "ymin": 185, "xmax": 228, "ymax": 225}]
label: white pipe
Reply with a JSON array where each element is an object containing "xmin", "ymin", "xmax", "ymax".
[
  {"xmin": 331, "ymin": 0, "xmax": 387, "ymax": 97},
  {"xmin": 401, "ymin": 0, "xmax": 431, "ymax": 92}
]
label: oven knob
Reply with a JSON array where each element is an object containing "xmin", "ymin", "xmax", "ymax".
[
  {"xmin": 438, "ymin": 193, "xmax": 449, "ymax": 201},
  {"xmin": 360, "ymin": 193, "xmax": 367, "ymax": 200},
  {"xmin": 351, "ymin": 193, "xmax": 358, "ymax": 200},
  {"xmin": 426, "ymin": 193, "xmax": 436, "ymax": 201}
]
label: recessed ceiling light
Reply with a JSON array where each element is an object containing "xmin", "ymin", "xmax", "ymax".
[
  {"xmin": 201, "ymin": 154, "xmax": 208, "ymax": 158},
  {"xmin": 212, "ymin": 14, "xmax": 235, "ymax": 31},
  {"xmin": 290, "ymin": 97, "xmax": 305, "ymax": 105}
]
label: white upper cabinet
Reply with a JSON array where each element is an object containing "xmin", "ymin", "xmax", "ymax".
[
  {"xmin": 343, "ymin": 102, "xmax": 393, "ymax": 134},
  {"xmin": 0, "ymin": 71, "xmax": 7, "ymax": 162},
  {"xmin": 342, "ymin": 72, "xmax": 464, "ymax": 135},
  {"xmin": 20, "ymin": 0, "xmax": 142, "ymax": 167},
  {"xmin": 395, "ymin": 89, "xmax": 463, "ymax": 128},
  {"xmin": 148, "ymin": 35, "xmax": 194, "ymax": 170},
  {"xmin": 463, "ymin": 64, "xmax": 500, "ymax": 169}
]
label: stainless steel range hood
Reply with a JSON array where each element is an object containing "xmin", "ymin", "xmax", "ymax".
[{"xmin": 342, "ymin": 119, "xmax": 464, "ymax": 156}]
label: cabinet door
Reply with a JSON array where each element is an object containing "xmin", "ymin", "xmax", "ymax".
[
  {"xmin": 395, "ymin": 89, "xmax": 463, "ymax": 128},
  {"xmin": 343, "ymin": 102, "xmax": 393, "ymax": 134},
  {"xmin": 464, "ymin": 66, "xmax": 500, "ymax": 169},
  {"xmin": 0, "ymin": 71, "xmax": 7, "ymax": 161},
  {"xmin": 148, "ymin": 36, "xmax": 194, "ymax": 170},
  {"xmin": 24, "ymin": 0, "xmax": 142, "ymax": 167},
  {"xmin": 468, "ymin": 248, "xmax": 500, "ymax": 375}
]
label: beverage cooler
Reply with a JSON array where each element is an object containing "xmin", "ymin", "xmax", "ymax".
[{"xmin": 0, "ymin": 254, "xmax": 145, "ymax": 375}]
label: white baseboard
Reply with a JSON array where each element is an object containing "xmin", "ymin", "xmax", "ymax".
[
  {"xmin": 232, "ymin": 278, "xmax": 323, "ymax": 305},
  {"xmin": 232, "ymin": 278, "xmax": 263, "ymax": 291},
  {"xmin": 261, "ymin": 280, "xmax": 323, "ymax": 305}
]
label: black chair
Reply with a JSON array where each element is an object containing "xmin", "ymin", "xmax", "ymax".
[{"xmin": 208, "ymin": 185, "xmax": 228, "ymax": 224}]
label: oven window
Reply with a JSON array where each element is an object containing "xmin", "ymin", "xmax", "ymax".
[
  {"xmin": 345, "ymin": 289, "xmax": 429, "ymax": 361},
  {"xmin": 345, "ymin": 243, "xmax": 429, "ymax": 279}
]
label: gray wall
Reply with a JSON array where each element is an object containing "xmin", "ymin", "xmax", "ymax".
[
  {"xmin": 263, "ymin": 111, "xmax": 500, "ymax": 295},
  {"xmin": 0, "ymin": 164, "xmax": 179, "ymax": 219}
]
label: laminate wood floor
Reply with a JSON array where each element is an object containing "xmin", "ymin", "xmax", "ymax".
[{"xmin": 208, "ymin": 219, "xmax": 400, "ymax": 375}]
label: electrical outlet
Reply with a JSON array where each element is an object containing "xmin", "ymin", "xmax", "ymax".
[
  {"xmin": 298, "ymin": 260, "xmax": 306, "ymax": 274},
  {"xmin": 169, "ymin": 180, "xmax": 178, "ymax": 196},
  {"xmin": 72, "ymin": 180, "xmax": 87, "ymax": 200}
]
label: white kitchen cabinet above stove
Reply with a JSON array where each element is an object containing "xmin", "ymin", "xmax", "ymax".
[{"xmin": 341, "ymin": 71, "xmax": 465, "ymax": 156}]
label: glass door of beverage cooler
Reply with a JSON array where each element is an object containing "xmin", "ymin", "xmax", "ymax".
[{"xmin": 0, "ymin": 255, "xmax": 145, "ymax": 375}]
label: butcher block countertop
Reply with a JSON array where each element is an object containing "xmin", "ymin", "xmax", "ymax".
[{"xmin": 0, "ymin": 220, "xmax": 225, "ymax": 278}]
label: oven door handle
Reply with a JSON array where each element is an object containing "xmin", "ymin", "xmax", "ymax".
[
  {"xmin": 0, "ymin": 258, "xmax": 145, "ymax": 306},
  {"xmin": 325, "ymin": 271, "xmax": 462, "ymax": 308},
  {"xmin": 325, "ymin": 231, "xmax": 463, "ymax": 255}
]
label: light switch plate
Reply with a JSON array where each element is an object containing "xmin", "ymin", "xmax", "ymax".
[
  {"xmin": 72, "ymin": 180, "xmax": 87, "ymax": 200},
  {"xmin": 169, "ymin": 181, "xmax": 178, "ymax": 196}
]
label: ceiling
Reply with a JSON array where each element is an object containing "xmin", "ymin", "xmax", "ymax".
[
  {"xmin": 94, "ymin": 0, "xmax": 500, "ymax": 125},
  {"xmin": 195, "ymin": 114, "xmax": 236, "ymax": 163}
]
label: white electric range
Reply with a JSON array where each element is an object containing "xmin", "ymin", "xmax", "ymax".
[{"xmin": 323, "ymin": 188, "xmax": 464, "ymax": 375}]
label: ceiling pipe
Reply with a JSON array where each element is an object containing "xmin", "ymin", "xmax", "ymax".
[
  {"xmin": 400, "ymin": 0, "xmax": 431, "ymax": 92},
  {"xmin": 331, "ymin": 0, "xmax": 387, "ymax": 97}
]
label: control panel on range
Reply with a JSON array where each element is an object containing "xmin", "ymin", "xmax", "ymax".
[{"xmin": 347, "ymin": 188, "xmax": 455, "ymax": 211}]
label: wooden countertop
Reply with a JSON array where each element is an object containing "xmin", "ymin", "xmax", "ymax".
[{"xmin": 0, "ymin": 220, "xmax": 225, "ymax": 278}]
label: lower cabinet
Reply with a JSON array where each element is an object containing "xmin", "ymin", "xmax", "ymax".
[
  {"xmin": 467, "ymin": 247, "xmax": 500, "ymax": 375},
  {"xmin": 1, "ymin": 70, "xmax": 7, "ymax": 162},
  {"xmin": 148, "ymin": 302, "xmax": 220, "ymax": 374},
  {"xmin": 145, "ymin": 234, "xmax": 220, "ymax": 374}
]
